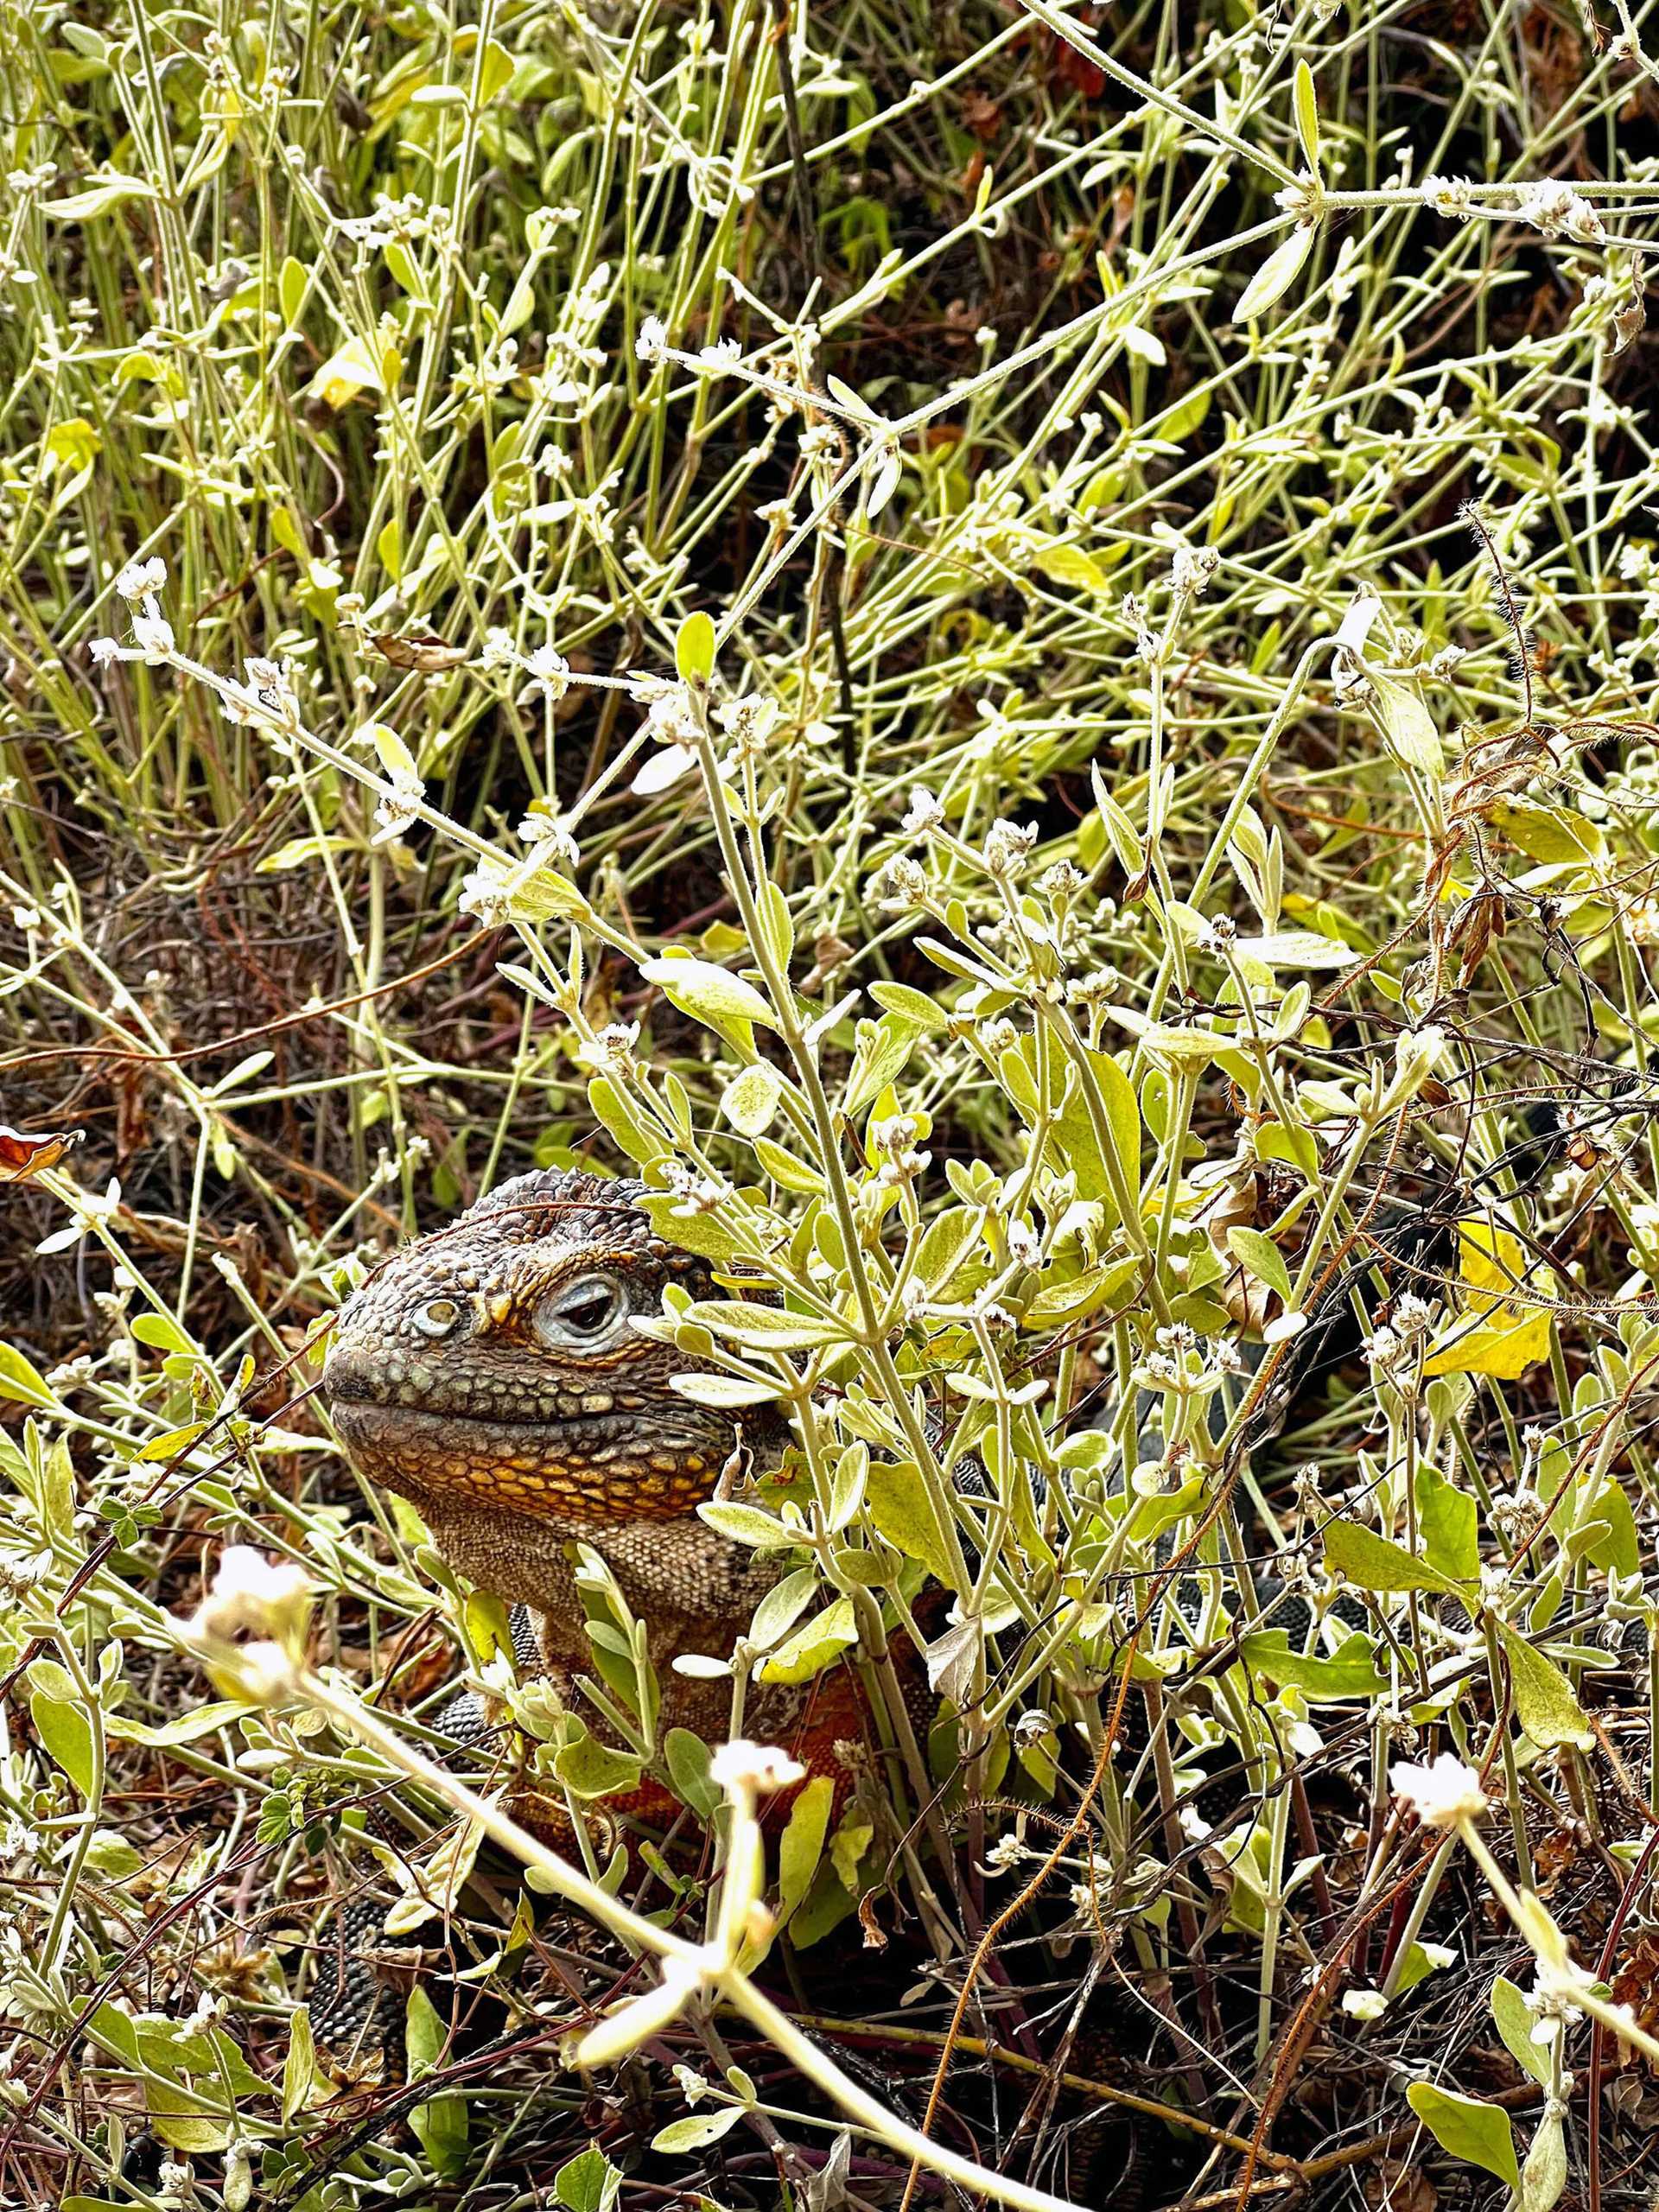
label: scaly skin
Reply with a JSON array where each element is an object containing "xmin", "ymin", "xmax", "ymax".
[{"xmin": 321, "ymin": 1166, "xmax": 858, "ymax": 1776}]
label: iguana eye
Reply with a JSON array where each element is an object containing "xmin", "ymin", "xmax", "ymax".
[
  {"xmin": 535, "ymin": 1273, "xmax": 626, "ymax": 1347},
  {"xmin": 413, "ymin": 1298, "xmax": 461, "ymax": 1339}
]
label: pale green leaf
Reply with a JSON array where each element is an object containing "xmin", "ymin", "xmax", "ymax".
[
  {"xmin": 1324, "ymin": 1520, "xmax": 1464, "ymax": 1599},
  {"xmin": 779, "ymin": 1774, "xmax": 836, "ymax": 1914},
  {"xmin": 1406, "ymin": 2082, "xmax": 1518, "ymax": 2190},
  {"xmin": 675, "ymin": 611, "xmax": 716, "ymax": 683},
  {"xmin": 640, "ymin": 955, "xmax": 775, "ymax": 1032},
  {"xmin": 1493, "ymin": 1618, "xmax": 1594, "ymax": 1750},
  {"xmin": 1231, "ymin": 224, "xmax": 1316, "ymax": 322},
  {"xmin": 1294, "ymin": 60, "xmax": 1320, "ymax": 175}
]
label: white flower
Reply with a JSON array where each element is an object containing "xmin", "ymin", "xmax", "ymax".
[
  {"xmin": 982, "ymin": 818, "xmax": 1039, "ymax": 878},
  {"xmin": 873, "ymin": 855, "xmax": 930, "ymax": 909},
  {"xmin": 88, "ymin": 637, "xmax": 122, "ymax": 668},
  {"xmin": 114, "ymin": 556, "xmax": 167, "ymax": 602},
  {"xmin": 242, "ymin": 658, "xmax": 301, "ymax": 731},
  {"xmin": 372, "ymin": 769, "xmax": 424, "ymax": 845},
  {"xmin": 635, "ymin": 315, "xmax": 669, "ymax": 364},
  {"xmin": 1421, "ymin": 175, "xmax": 1474, "ymax": 219},
  {"xmin": 715, "ymin": 694, "xmax": 781, "ymax": 754},
  {"xmin": 1517, "ymin": 181, "xmax": 1604, "ymax": 245},
  {"xmin": 901, "ymin": 786, "xmax": 945, "ymax": 836},
  {"xmin": 480, "ymin": 627, "xmax": 517, "ymax": 670},
  {"xmin": 1389, "ymin": 1751, "xmax": 1487, "ymax": 1830},
  {"xmin": 518, "ymin": 810, "xmax": 579, "ymax": 867},
  {"xmin": 1006, "ymin": 1220, "xmax": 1041, "ymax": 1268},
  {"xmin": 573, "ymin": 1021, "xmax": 639, "ymax": 1076},
  {"xmin": 709, "ymin": 1740, "xmax": 804, "ymax": 1795},
  {"xmin": 1171, "ymin": 544, "xmax": 1219, "ymax": 598},
  {"xmin": 457, "ymin": 865, "xmax": 512, "ymax": 926},
  {"xmin": 664, "ymin": 1163, "xmax": 725, "ymax": 1216},
  {"xmin": 36, "ymin": 1178, "xmax": 122, "ymax": 1255},
  {"xmin": 524, "ymin": 643, "xmax": 570, "ymax": 701},
  {"xmin": 639, "ymin": 679, "xmax": 699, "ymax": 747},
  {"xmin": 131, "ymin": 608, "xmax": 175, "ymax": 663},
  {"xmin": 190, "ymin": 1546, "xmax": 315, "ymax": 1642}
]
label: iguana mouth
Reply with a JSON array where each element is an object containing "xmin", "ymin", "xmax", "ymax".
[{"xmin": 326, "ymin": 1393, "xmax": 726, "ymax": 1522}]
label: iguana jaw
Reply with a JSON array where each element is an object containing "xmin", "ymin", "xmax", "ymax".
[{"xmin": 325, "ymin": 1393, "xmax": 728, "ymax": 1523}]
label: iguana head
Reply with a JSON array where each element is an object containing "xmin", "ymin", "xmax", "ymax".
[{"xmin": 321, "ymin": 1168, "xmax": 739, "ymax": 1526}]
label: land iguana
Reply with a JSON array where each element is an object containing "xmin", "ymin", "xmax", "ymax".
[{"xmin": 321, "ymin": 1164, "xmax": 873, "ymax": 1821}]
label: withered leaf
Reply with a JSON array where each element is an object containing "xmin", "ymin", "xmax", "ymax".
[
  {"xmin": 0, "ymin": 1125, "xmax": 83, "ymax": 1182},
  {"xmin": 370, "ymin": 633, "xmax": 470, "ymax": 673}
]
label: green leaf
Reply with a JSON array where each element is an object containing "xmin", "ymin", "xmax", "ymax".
[
  {"xmin": 554, "ymin": 2145, "xmax": 623, "ymax": 2212},
  {"xmin": 553, "ymin": 1732, "xmax": 646, "ymax": 1799},
  {"xmin": 1324, "ymin": 1520, "xmax": 1464, "ymax": 1599},
  {"xmin": 406, "ymin": 1987, "xmax": 469, "ymax": 2177},
  {"xmin": 1240, "ymin": 1630, "xmax": 1389, "ymax": 1700},
  {"xmin": 1294, "ymin": 60, "xmax": 1320, "ymax": 174},
  {"xmin": 868, "ymin": 982, "xmax": 948, "ymax": 1033},
  {"xmin": 134, "ymin": 1421, "xmax": 213, "ymax": 1464},
  {"xmin": 1490, "ymin": 800, "xmax": 1604, "ymax": 868},
  {"xmin": 865, "ymin": 1457, "xmax": 957, "ymax": 1584},
  {"xmin": 779, "ymin": 1774, "xmax": 835, "ymax": 1914},
  {"xmin": 283, "ymin": 2005, "xmax": 318, "ymax": 2121},
  {"xmin": 1001, "ymin": 1039, "xmax": 1141, "ymax": 1224},
  {"xmin": 675, "ymin": 611, "xmax": 716, "ymax": 683},
  {"xmin": 83, "ymin": 1829, "xmax": 142, "ymax": 1878},
  {"xmin": 1226, "ymin": 1227, "xmax": 1293, "ymax": 1305},
  {"xmin": 29, "ymin": 1693, "xmax": 97, "ymax": 1796},
  {"xmin": 0, "ymin": 1342, "xmax": 54, "ymax": 1406},
  {"xmin": 1582, "ymin": 1477, "xmax": 1640, "ymax": 1578},
  {"xmin": 685, "ymin": 1298, "xmax": 846, "ymax": 1350},
  {"xmin": 476, "ymin": 35, "xmax": 515, "ymax": 102},
  {"xmin": 1406, "ymin": 2082, "xmax": 1518, "ymax": 2190},
  {"xmin": 845, "ymin": 1009, "xmax": 926, "ymax": 1116},
  {"xmin": 721, "ymin": 1061, "xmax": 785, "ymax": 1135},
  {"xmin": 1491, "ymin": 1975, "xmax": 1552, "ymax": 2086},
  {"xmin": 664, "ymin": 1727, "xmax": 719, "ymax": 1820},
  {"xmin": 757, "ymin": 1598, "xmax": 857, "ymax": 1684},
  {"xmin": 752, "ymin": 1136, "xmax": 826, "ymax": 1194},
  {"xmin": 1415, "ymin": 1465, "xmax": 1478, "ymax": 1584},
  {"xmin": 279, "ymin": 256, "xmax": 308, "ymax": 327},
  {"xmin": 652, "ymin": 2106, "xmax": 745, "ymax": 2153},
  {"xmin": 640, "ymin": 955, "xmax": 775, "ymax": 1033},
  {"xmin": 1231, "ymin": 224, "xmax": 1316, "ymax": 323},
  {"xmin": 1030, "ymin": 538, "xmax": 1109, "ymax": 594},
  {"xmin": 384, "ymin": 238, "xmax": 428, "ymax": 301},
  {"xmin": 1521, "ymin": 2107, "xmax": 1567, "ymax": 2212},
  {"xmin": 44, "ymin": 173, "xmax": 160, "ymax": 219},
  {"xmin": 670, "ymin": 1371, "xmax": 781, "ymax": 1409},
  {"xmin": 130, "ymin": 1312, "xmax": 194, "ymax": 1354},
  {"xmin": 697, "ymin": 1500, "xmax": 798, "ymax": 1548},
  {"xmin": 637, "ymin": 1194, "xmax": 747, "ymax": 1260},
  {"xmin": 1493, "ymin": 1618, "xmax": 1594, "ymax": 1750},
  {"xmin": 1367, "ymin": 671, "xmax": 1443, "ymax": 777},
  {"xmin": 147, "ymin": 2082, "xmax": 232, "ymax": 2152},
  {"xmin": 105, "ymin": 1702, "xmax": 243, "ymax": 1748},
  {"xmin": 588, "ymin": 1074, "xmax": 663, "ymax": 1166}
]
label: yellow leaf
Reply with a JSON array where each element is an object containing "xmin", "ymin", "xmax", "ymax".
[
  {"xmin": 1422, "ymin": 1221, "xmax": 1552, "ymax": 1378},
  {"xmin": 306, "ymin": 336, "xmax": 387, "ymax": 410}
]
